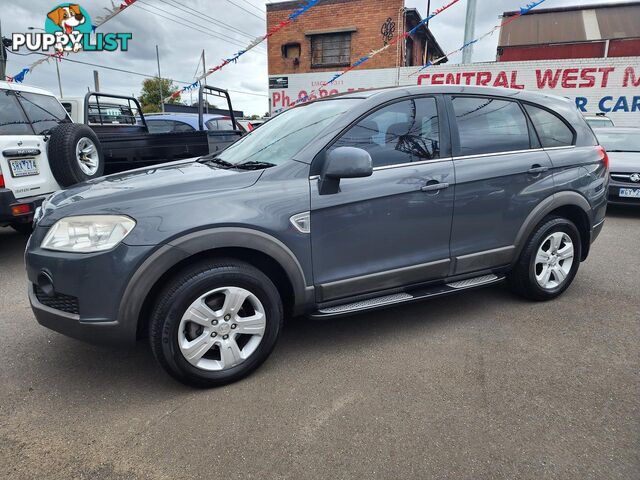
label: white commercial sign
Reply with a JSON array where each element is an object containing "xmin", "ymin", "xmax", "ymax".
[{"xmin": 269, "ymin": 57, "xmax": 640, "ymax": 126}]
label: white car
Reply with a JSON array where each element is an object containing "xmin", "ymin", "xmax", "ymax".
[{"xmin": 0, "ymin": 81, "xmax": 104, "ymax": 233}]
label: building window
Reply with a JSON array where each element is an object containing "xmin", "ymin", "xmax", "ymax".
[
  {"xmin": 310, "ymin": 33, "xmax": 351, "ymax": 67},
  {"xmin": 282, "ymin": 42, "xmax": 301, "ymax": 59}
]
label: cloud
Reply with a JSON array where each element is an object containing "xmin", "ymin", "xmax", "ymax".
[{"xmin": 3, "ymin": 0, "xmax": 619, "ymax": 116}]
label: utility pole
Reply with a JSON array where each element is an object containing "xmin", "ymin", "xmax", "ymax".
[
  {"xmin": 201, "ymin": 49, "xmax": 208, "ymax": 113},
  {"xmin": 156, "ymin": 44, "xmax": 164, "ymax": 112},
  {"xmin": 55, "ymin": 59, "xmax": 63, "ymax": 98},
  {"xmin": 93, "ymin": 70, "xmax": 100, "ymax": 92},
  {"xmin": 423, "ymin": 0, "xmax": 431, "ymax": 65},
  {"xmin": 0, "ymin": 21, "xmax": 7, "ymax": 80},
  {"xmin": 462, "ymin": 0, "xmax": 477, "ymax": 64}
]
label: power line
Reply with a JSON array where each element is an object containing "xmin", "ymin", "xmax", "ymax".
[
  {"xmin": 222, "ymin": 0, "xmax": 265, "ymax": 22},
  {"xmin": 154, "ymin": 0, "xmax": 264, "ymax": 43},
  {"xmin": 235, "ymin": 0, "xmax": 266, "ymax": 15},
  {"xmin": 6, "ymin": 50, "xmax": 268, "ymax": 98},
  {"xmin": 132, "ymin": 2, "xmax": 266, "ymax": 55}
]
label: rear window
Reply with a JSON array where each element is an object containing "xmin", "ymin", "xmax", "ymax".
[
  {"xmin": 205, "ymin": 118, "xmax": 235, "ymax": 131},
  {"xmin": 452, "ymin": 96, "xmax": 530, "ymax": 156},
  {"xmin": 18, "ymin": 92, "xmax": 70, "ymax": 134},
  {"xmin": 0, "ymin": 90, "xmax": 32, "ymax": 135},
  {"xmin": 525, "ymin": 104, "xmax": 575, "ymax": 148},
  {"xmin": 88, "ymin": 104, "xmax": 137, "ymax": 125}
]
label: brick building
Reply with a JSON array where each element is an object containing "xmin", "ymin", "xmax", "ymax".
[{"xmin": 266, "ymin": 0, "xmax": 447, "ymax": 77}]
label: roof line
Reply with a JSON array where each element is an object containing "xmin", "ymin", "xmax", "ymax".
[{"xmin": 503, "ymin": 0, "xmax": 640, "ymax": 16}]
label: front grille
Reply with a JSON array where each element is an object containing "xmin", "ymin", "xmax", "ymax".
[
  {"xmin": 34, "ymin": 285, "xmax": 79, "ymax": 315},
  {"xmin": 611, "ymin": 173, "xmax": 640, "ymax": 185}
]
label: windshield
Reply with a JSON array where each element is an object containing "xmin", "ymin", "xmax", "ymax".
[
  {"xmin": 587, "ymin": 118, "xmax": 614, "ymax": 128},
  {"xmin": 597, "ymin": 131, "xmax": 640, "ymax": 152},
  {"xmin": 216, "ymin": 98, "xmax": 361, "ymax": 166}
]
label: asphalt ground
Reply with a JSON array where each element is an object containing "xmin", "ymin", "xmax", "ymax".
[{"xmin": 1, "ymin": 205, "xmax": 638, "ymax": 479}]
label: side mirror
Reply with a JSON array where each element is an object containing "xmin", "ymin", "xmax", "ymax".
[{"xmin": 319, "ymin": 147, "xmax": 373, "ymax": 195}]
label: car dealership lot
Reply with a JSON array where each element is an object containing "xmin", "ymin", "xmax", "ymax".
[{"xmin": 1, "ymin": 207, "xmax": 638, "ymax": 480}]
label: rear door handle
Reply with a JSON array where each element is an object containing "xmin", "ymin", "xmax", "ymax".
[
  {"xmin": 527, "ymin": 165, "xmax": 549, "ymax": 175},
  {"xmin": 421, "ymin": 182, "xmax": 449, "ymax": 192}
]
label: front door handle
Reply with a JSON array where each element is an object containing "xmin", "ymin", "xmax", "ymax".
[
  {"xmin": 527, "ymin": 164, "xmax": 549, "ymax": 175},
  {"xmin": 421, "ymin": 182, "xmax": 449, "ymax": 192}
]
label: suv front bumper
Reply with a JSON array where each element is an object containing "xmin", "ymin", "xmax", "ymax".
[
  {"xmin": 0, "ymin": 189, "xmax": 46, "ymax": 226},
  {"xmin": 25, "ymin": 225, "xmax": 155, "ymax": 345}
]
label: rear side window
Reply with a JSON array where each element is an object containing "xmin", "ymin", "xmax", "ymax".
[
  {"xmin": 0, "ymin": 90, "xmax": 32, "ymax": 135},
  {"xmin": 524, "ymin": 104, "xmax": 575, "ymax": 147},
  {"xmin": 330, "ymin": 97, "xmax": 440, "ymax": 168},
  {"xmin": 18, "ymin": 92, "xmax": 70, "ymax": 134},
  {"xmin": 452, "ymin": 96, "xmax": 530, "ymax": 156}
]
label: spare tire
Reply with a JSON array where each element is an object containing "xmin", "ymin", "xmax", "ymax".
[{"xmin": 47, "ymin": 123, "xmax": 104, "ymax": 187}]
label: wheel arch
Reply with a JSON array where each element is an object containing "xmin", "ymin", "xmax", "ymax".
[
  {"xmin": 514, "ymin": 192, "xmax": 592, "ymax": 264},
  {"xmin": 118, "ymin": 228, "xmax": 314, "ymax": 340}
]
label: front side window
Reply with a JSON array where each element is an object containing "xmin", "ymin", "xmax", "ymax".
[
  {"xmin": 330, "ymin": 98, "xmax": 440, "ymax": 168},
  {"xmin": 311, "ymin": 33, "xmax": 351, "ymax": 67},
  {"xmin": 0, "ymin": 90, "xmax": 32, "ymax": 135},
  {"xmin": 525, "ymin": 104, "xmax": 574, "ymax": 147},
  {"xmin": 17, "ymin": 92, "xmax": 70, "ymax": 134},
  {"xmin": 216, "ymin": 98, "xmax": 361, "ymax": 167},
  {"xmin": 452, "ymin": 96, "xmax": 530, "ymax": 156}
]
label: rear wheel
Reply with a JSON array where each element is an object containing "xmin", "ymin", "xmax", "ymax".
[
  {"xmin": 150, "ymin": 260, "xmax": 283, "ymax": 387},
  {"xmin": 508, "ymin": 217, "xmax": 582, "ymax": 301}
]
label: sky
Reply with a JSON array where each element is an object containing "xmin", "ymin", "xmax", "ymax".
[{"xmin": 2, "ymin": 0, "xmax": 620, "ymax": 116}]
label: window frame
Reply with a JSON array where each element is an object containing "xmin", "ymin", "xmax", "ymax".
[
  {"xmin": 311, "ymin": 94, "xmax": 451, "ymax": 176},
  {"xmin": 520, "ymin": 101, "xmax": 577, "ymax": 149},
  {"xmin": 310, "ymin": 32, "xmax": 352, "ymax": 68},
  {"xmin": 446, "ymin": 94, "xmax": 541, "ymax": 159}
]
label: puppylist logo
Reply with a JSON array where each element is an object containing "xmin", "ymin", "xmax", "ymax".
[{"xmin": 11, "ymin": 3, "xmax": 132, "ymax": 53}]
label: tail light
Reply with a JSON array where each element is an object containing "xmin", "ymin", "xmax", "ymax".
[
  {"xmin": 597, "ymin": 145, "xmax": 609, "ymax": 171},
  {"xmin": 0, "ymin": 166, "xmax": 4, "ymax": 188}
]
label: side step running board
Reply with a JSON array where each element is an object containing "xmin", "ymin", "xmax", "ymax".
[{"xmin": 311, "ymin": 274, "xmax": 502, "ymax": 319}]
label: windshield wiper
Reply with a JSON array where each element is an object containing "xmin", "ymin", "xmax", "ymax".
[
  {"xmin": 234, "ymin": 161, "xmax": 276, "ymax": 170},
  {"xmin": 198, "ymin": 155, "xmax": 235, "ymax": 169}
]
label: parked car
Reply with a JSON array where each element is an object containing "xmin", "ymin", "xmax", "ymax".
[
  {"xmin": 26, "ymin": 85, "xmax": 608, "ymax": 387},
  {"xmin": 593, "ymin": 127, "xmax": 640, "ymax": 205},
  {"xmin": 144, "ymin": 113, "xmax": 241, "ymax": 134},
  {"xmin": 584, "ymin": 113, "xmax": 615, "ymax": 128},
  {"xmin": 0, "ymin": 81, "xmax": 84, "ymax": 233},
  {"xmin": 236, "ymin": 119, "xmax": 265, "ymax": 132}
]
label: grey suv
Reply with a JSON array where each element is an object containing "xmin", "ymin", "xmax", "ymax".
[{"xmin": 26, "ymin": 86, "xmax": 608, "ymax": 387}]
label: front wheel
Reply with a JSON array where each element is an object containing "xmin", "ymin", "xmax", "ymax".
[
  {"xmin": 507, "ymin": 217, "xmax": 582, "ymax": 301},
  {"xmin": 150, "ymin": 260, "xmax": 283, "ymax": 387}
]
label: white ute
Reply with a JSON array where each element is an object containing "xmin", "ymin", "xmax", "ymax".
[{"xmin": 0, "ymin": 81, "xmax": 104, "ymax": 233}]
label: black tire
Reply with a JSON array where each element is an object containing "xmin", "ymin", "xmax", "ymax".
[
  {"xmin": 507, "ymin": 216, "xmax": 582, "ymax": 301},
  {"xmin": 150, "ymin": 259, "xmax": 283, "ymax": 388},
  {"xmin": 10, "ymin": 222, "xmax": 33, "ymax": 235},
  {"xmin": 47, "ymin": 123, "xmax": 104, "ymax": 187}
]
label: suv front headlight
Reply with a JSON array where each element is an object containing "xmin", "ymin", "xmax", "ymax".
[{"xmin": 41, "ymin": 215, "xmax": 136, "ymax": 253}]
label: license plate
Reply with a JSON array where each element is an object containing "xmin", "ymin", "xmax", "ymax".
[
  {"xmin": 9, "ymin": 158, "xmax": 39, "ymax": 177},
  {"xmin": 619, "ymin": 188, "xmax": 640, "ymax": 198}
]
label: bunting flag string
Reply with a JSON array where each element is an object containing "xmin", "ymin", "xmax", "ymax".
[
  {"xmin": 291, "ymin": 0, "xmax": 462, "ymax": 107},
  {"xmin": 167, "ymin": 0, "xmax": 322, "ymax": 101},
  {"xmin": 409, "ymin": 0, "xmax": 547, "ymax": 77},
  {"xmin": 7, "ymin": 0, "xmax": 138, "ymax": 83}
]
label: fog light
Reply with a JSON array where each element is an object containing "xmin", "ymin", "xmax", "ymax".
[
  {"xmin": 11, "ymin": 204, "xmax": 33, "ymax": 216},
  {"xmin": 37, "ymin": 271, "xmax": 55, "ymax": 297}
]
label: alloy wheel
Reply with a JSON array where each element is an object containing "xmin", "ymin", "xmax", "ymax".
[
  {"xmin": 177, "ymin": 286, "xmax": 266, "ymax": 371},
  {"xmin": 75, "ymin": 137, "xmax": 99, "ymax": 176},
  {"xmin": 534, "ymin": 231, "xmax": 574, "ymax": 290}
]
